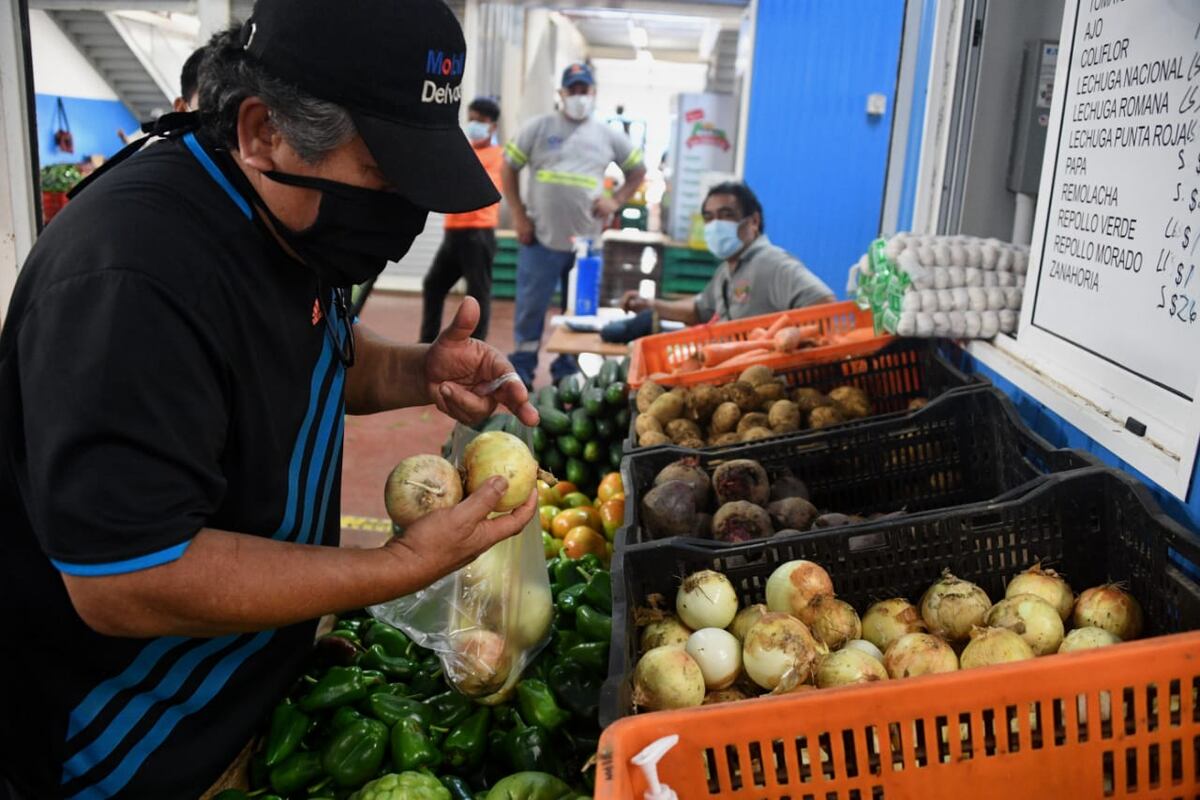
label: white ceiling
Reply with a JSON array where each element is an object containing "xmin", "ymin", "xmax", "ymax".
[{"xmin": 563, "ymin": 8, "xmax": 721, "ymax": 54}]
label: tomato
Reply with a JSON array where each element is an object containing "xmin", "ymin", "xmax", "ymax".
[
  {"xmin": 552, "ymin": 481, "xmax": 578, "ymax": 500},
  {"xmin": 562, "ymin": 526, "xmax": 607, "ymax": 560},
  {"xmin": 543, "ymin": 531, "xmax": 562, "ymax": 559},
  {"xmin": 538, "ymin": 505, "xmax": 560, "ymax": 533},
  {"xmin": 560, "ymin": 491, "xmax": 591, "ymax": 509},
  {"xmin": 598, "ymin": 498, "xmax": 624, "ymax": 541},
  {"xmin": 537, "ymin": 481, "xmax": 559, "ymax": 506},
  {"xmin": 597, "ymin": 472, "xmax": 625, "ymax": 503},
  {"xmin": 551, "ymin": 507, "xmax": 603, "ymax": 539}
]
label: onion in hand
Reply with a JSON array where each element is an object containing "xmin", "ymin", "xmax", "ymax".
[
  {"xmin": 385, "ymin": 454, "xmax": 462, "ymax": 527},
  {"xmin": 462, "ymin": 431, "xmax": 537, "ymax": 512}
]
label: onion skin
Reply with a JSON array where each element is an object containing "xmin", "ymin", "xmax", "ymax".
[
  {"xmin": 640, "ymin": 616, "xmax": 692, "ymax": 651},
  {"xmin": 815, "ymin": 649, "xmax": 888, "ymax": 688},
  {"xmin": 843, "ymin": 639, "xmax": 885, "ymax": 663},
  {"xmin": 765, "ymin": 560, "xmax": 834, "ymax": 618},
  {"xmin": 728, "ymin": 604, "xmax": 768, "ymax": 642},
  {"xmin": 462, "ymin": 431, "xmax": 537, "ymax": 512},
  {"xmin": 985, "ymin": 594, "xmax": 1064, "ymax": 655},
  {"xmin": 1005, "ymin": 564, "xmax": 1074, "ymax": 621},
  {"xmin": 447, "ymin": 630, "xmax": 512, "ymax": 696},
  {"xmin": 883, "ymin": 633, "xmax": 959, "ymax": 678},
  {"xmin": 1058, "ymin": 626, "xmax": 1121, "ymax": 653},
  {"xmin": 800, "ymin": 596, "xmax": 862, "ymax": 650},
  {"xmin": 633, "ymin": 646, "xmax": 706, "ymax": 711},
  {"xmin": 1073, "ymin": 584, "xmax": 1143, "ymax": 640},
  {"xmin": 742, "ymin": 612, "xmax": 825, "ymax": 690},
  {"xmin": 686, "ymin": 628, "xmax": 743, "ymax": 690},
  {"xmin": 703, "ymin": 687, "xmax": 751, "ymax": 705},
  {"xmin": 920, "ymin": 571, "xmax": 992, "ymax": 643},
  {"xmin": 862, "ymin": 598, "xmax": 927, "ymax": 652},
  {"xmin": 959, "ymin": 627, "xmax": 1034, "ymax": 669},
  {"xmin": 677, "ymin": 570, "xmax": 739, "ymax": 630},
  {"xmin": 385, "ymin": 454, "xmax": 463, "ymax": 526}
]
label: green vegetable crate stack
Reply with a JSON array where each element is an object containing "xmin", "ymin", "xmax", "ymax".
[{"xmin": 220, "ymin": 553, "xmax": 610, "ymax": 800}]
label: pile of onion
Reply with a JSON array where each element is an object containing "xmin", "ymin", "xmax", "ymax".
[
  {"xmin": 728, "ymin": 604, "xmax": 768, "ymax": 642},
  {"xmin": 1005, "ymin": 563, "xmax": 1074, "ymax": 621},
  {"xmin": 815, "ymin": 649, "xmax": 888, "ymax": 688},
  {"xmin": 685, "ymin": 628, "xmax": 742, "ymax": 690},
  {"xmin": 633, "ymin": 646, "xmax": 706, "ymax": 711},
  {"xmin": 765, "ymin": 560, "xmax": 834, "ymax": 619},
  {"xmin": 882, "ymin": 632, "xmax": 959, "ymax": 678},
  {"xmin": 861, "ymin": 598, "xmax": 926, "ymax": 651},
  {"xmin": 677, "ymin": 570, "xmax": 739, "ymax": 630},
  {"xmin": 985, "ymin": 594, "xmax": 1064, "ymax": 655},
  {"xmin": 959, "ymin": 627, "xmax": 1034, "ymax": 669},
  {"xmin": 920, "ymin": 571, "xmax": 991, "ymax": 643},
  {"xmin": 1059, "ymin": 626, "xmax": 1121, "ymax": 653},
  {"xmin": 800, "ymin": 596, "xmax": 862, "ymax": 650},
  {"xmin": 640, "ymin": 616, "xmax": 692, "ymax": 651},
  {"xmin": 742, "ymin": 612, "xmax": 825, "ymax": 690},
  {"xmin": 1073, "ymin": 584, "xmax": 1143, "ymax": 640}
]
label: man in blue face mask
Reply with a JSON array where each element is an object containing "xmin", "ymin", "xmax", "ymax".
[{"xmin": 622, "ymin": 181, "xmax": 834, "ymax": 323}]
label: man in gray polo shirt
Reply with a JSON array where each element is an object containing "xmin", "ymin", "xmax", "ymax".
[
  {"xmin": 623, "ymin": 181, "xmax": 833, "ymax": 323},
  {"xmin": 502, "ymin": 62, "xmax": 646, "ymax": 386}
]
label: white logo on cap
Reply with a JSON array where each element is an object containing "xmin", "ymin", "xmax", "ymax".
[{"xmin": 421, "ymin": 80, "xmax": 462, "ymax": 105}]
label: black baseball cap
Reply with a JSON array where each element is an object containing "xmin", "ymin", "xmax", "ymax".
[{"xmin": 242, "ymin": 0, "xmax": 498, "ymax": 213}]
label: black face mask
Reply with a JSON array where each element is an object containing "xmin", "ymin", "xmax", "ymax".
[{"xmin": 256, "ymin": 170, "xmax": 429, "ymax": 287}]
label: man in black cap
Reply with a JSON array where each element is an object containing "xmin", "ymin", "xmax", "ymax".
[{"xmin": 0, "ymin": 2, "xmax": 535, "ymax": 797}]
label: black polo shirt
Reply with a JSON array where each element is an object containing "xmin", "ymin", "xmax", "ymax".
[{"xmin": 0, "ymin": 133, "xmax": 346, "ymax": 798}]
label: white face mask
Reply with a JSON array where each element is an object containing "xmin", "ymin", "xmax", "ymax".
[
  {"xmin": 463, "ymin": 120, "xmax": 492, "ymax": 143},
  {"xmin": 563, "ymin": 94, "xmax": 594, "ymax": 121}
]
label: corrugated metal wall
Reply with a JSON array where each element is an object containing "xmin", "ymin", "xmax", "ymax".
[{"xmin": 743, "ymin": 0, "xmax": 906, "ymax": 297}]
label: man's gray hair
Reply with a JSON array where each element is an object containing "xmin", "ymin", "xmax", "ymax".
[{"xmin": 197, "ymin": 27, "xmax": 355, "ymax": 163}]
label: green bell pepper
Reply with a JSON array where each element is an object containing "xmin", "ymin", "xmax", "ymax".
[
  {"xmin": 426, "ymin": 690, "xmax": 473, "ymax": 729},
  {"xmin": 368, "ymin": 692, "xmax": 433, "ymax": 728},
  {"xmin": 269, "ymin": 750, "xmax": 324, "ymax": 796},
  {"xmin": 300, "ymin": 666, "xmax": 385, "ymax": 712},
  {"xmin": 322, "ymin": 717, "xmax": 389, "ymax": 787},
  {"xmin": 484, "ymin": 772, "xmax": 576, "ymax": 800},
  {"xmin": 498, "ymin": 716, "xmax": 563, "ymax": 776},
  {"xmin": 515, "ymin": 680, "xmax": 569, "ymax": 733},
  {"xmin": 562, "ymin": 641, "xmax": 608, "ymax": 672},
  {"xmin": 549, "ymin": 558, "xmax": 585, "ymax": 590},
  {"xmin": 440, "ymin": 774, "xmax": 475, "ymax": 800},
  {"xmin": 580, "ymin": 570, "xmax": 611, "ymax": 614},
  {"xmin": 363, "ymin": 621, "xmax": 412, "ymax": 658},
  {"xmin": 335, "ymin": 618, "xmax": 366, "ymax": 634},
  {"xmin": 358, "ymin": 644, "xmax": 417, "ymax": 679},
  {"xmin": 408, "ymin": 658, "xmax": 446, "ymax": 698},
  {"xmin": 332, "ymin": 706, "xmax": 365, "ymax": 731},
  {"xmin": 554, "ymin": 583, "xmax": 587, "ymax": 615},
  {"xmin": 390, "ymin": 717, "xmax": 441, "ymax": 772},
  {"xmin": 442, "ymin": 707, "xmax": 489, "ymax": 770},
  {"xmin": 574, "ymin": 605, "xmax": 611, "ymax": 643},
  {"xmin": 265, "ymin": 700, "xmax": 310, "ymax": 767},
  {"xmin": 547, "ymin": 660, "xmax": 600, "ymax": 719},
  {"xmin": 550, "ymin": 629, "xmax": 584, "ymax": 656}
]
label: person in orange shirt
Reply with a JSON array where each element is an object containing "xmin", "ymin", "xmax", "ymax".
[{"xmin": 420, "ymin": 97, "xmax": 503, "ymax": 342}]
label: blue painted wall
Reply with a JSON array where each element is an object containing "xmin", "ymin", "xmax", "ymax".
[
  {"xmin": 744, "ymin": 0, "xmax": 906, "ymax": 297},
  {"xmin": 35, "ymin": 94, "xmax": 138, "ymax": 167}
]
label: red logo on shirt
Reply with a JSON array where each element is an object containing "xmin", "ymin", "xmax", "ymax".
[{"xmin": 312, "ymin": 298, "xmax": 323, "ymax": 326}]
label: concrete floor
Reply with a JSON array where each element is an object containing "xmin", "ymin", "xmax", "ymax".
[{"xmin": 340, "ymin": 292, "xmax": 554, "ymax": 529}]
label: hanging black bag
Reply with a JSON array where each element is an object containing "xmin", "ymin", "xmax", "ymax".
[{"xmin": 52, "ymin": 97, "xmax": 74, "ymax": 154}]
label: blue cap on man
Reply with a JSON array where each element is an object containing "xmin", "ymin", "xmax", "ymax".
[{"xmin": 561, "ymin": 62, "xmax": 594, "ymax": 88}]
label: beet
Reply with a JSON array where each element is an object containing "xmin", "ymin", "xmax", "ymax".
[
  {"xmin": 653, "ymin": 457, "xmax": 712, "ymax": 510},
  {"xmin": 695, "ymin": 513, "xmax": 714, "ymax": 538},
  {"xmin": 640, "ymin": 480, "xmax": 698, "ymax": 539},
  {"xmin": 813, "ymin": 512, "xmax": 862, "ymax": 528},
  {"xmin": 712, "ymin": 459, "xmax": 770, "ymax": 506},
  {"xmin": 767, "ymin": 497, "xmax": 819, "ymax": 531},
  {"xmin": 769, "ymin": 472, "xmax": 811, "ymax": 502},
  {"xmin": 712, "ymin": 501, "xmax": 773, "ymax": 543}
]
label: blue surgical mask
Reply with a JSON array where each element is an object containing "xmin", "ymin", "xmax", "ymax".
[
  {"xmin": 704, "ymin": 218, "xmax": 747, "ymax": 260},
  {"xmin": 464, "ymin": 120, "xmax": 492, "ymax": 143}
]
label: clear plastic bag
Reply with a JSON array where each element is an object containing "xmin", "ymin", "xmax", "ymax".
[{"xmin": 368, "ymin": 423, "xmax": 552, "ymax": 702}]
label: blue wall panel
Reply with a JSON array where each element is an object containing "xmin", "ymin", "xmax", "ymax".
[
  {"xmin": 36, "ymin": 94, "xmax": 138, "ymax": 167},
  {"xmin": 744, "ymin": 0, "xmax": 906, "ymax": 297}
]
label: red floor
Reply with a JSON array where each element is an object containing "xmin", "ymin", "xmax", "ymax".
[{"xmin": 340, "ymin": 292, "xmax": 553, "ymax": 526}]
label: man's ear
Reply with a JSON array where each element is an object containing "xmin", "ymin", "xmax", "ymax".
[
  {"xmin": 172, "ymin": 97, "xmax": 189, "ymax": 114},
  {"xmin": 236, "ymin": 96, "xmax": 279, "ymax": 173}
]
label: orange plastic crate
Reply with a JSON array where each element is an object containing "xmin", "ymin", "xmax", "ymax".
[
  {"xmin": 626, "ymin": 301, "xmax": 892, "ymax": 389},
  {"xmin": 595, "ymin": 631, "xmax": 1200, "ymax": 799}
]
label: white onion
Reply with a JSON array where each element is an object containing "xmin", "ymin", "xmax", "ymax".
[
  {"xmin": 384, "ymin": 454, "xmax": 463, "ymax": 526},
  {"xmin": 511, "ymin": 579, "xmax": 553, "ymax": 648},
  {"xmin": 742, "ymin": 612, "xmax": 825, "ymax": 690},
  {"xmin": 728, "ymin": 604, "xmax": 768, "ymax": 642},
  {"xmin": 1059, "ymin": 626, "xmax": 1121, "ymax": 653},
  {"xmin": 633, "ymin": 645, "xmax": 706, "ymax": 711},
  {"xmin": 676, "ymin": 570, "xmax": 739, "ymax": 630},
  {"xmin": 704, "ymin": 687, "xmax": 752, "ymax": 705},
  {"xmin": 815, "ymin": 649, "xmax": 888, "ymax": 688},
  {"xmin": 1005, "ymin": 564, "xmax": 1074, "ymax": 621},
  {"xmin": 800, "ymin": 596, "xmax": 862, "ymax": 650},
  {"xmin": 883, "ymin": 633, "xmax": 959, "ymax": 678},
  {"xmin": 861, "ymin": 598, "xmax": 927, "ymax": 651},
  {"xmin": 920, "ymin": 571, "xmax": 991, "ymax": 643},
  {"xmin": 765, "ymin": 560, "xmax": 834, "ymax": 618},
  {"xmin": 959, "ymin": 627, "xmax": 1034, "ymax": 669},
  {"xmin": 1074, "ymin": 584, "xmax": 1143, "ymax": 640},
  {"xmin": 686, "ymin": 628, "xmax": 743, "ymax": 690},
  {"xmin": 985, "ymin": 594, "xmax": 1064, "ymax": 655},
  {"xmin": 462, "ymin": 431, "xmax": 537, "ymax": 512},
  {"xmin": 842, "ymin": 639, "xmax": 885, "ymax": 663},
  {"xmin": 447, "ymin": 630, "xmax": 512, "ymax": 696},
  {"xmin": 640, "ymin": 615, "xmax": 692, "ymax": 652}
]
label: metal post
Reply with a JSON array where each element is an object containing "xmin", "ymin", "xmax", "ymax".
[{"xmin": 0, "ymin": 0, "xmax": 39, "ymax": 322}]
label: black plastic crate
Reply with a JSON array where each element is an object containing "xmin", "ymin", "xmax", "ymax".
[
  {"xmin": 619, "ymin": 385, "xmax": 1099, "ymax": 547},
  {"xmin": 623, "ymin": 338, "xmax": 978, "ymax": 453},
  {"xmin": 600, "ymin": 466, "xmax": 1200, "ymax": 726}
]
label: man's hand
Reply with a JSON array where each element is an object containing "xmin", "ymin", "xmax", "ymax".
[
  {"xmin": 514, "ymin": 214, "xmax": 535, "ymax": 245},
  {"xmin": 424, "ymin": 297, "xmax": 539, "ymax": 426},
  {"xmin": 621, "ymin": 290, "xmax": 652, "ymax": 314},
  {"xmin": 385, "ymin": 477, "xmax": 537, "ymax": 581},
  {"xmin": 593, "ymin": 195, "xmax": 621, "ymax": 220}
]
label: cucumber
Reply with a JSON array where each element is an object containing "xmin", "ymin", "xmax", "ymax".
[
  {"xmin": 582, "ymin": 387, "xmax": 605, "ymax": 417},
  {"xmin": 595, "ymin": 417, "xmax": 615, "ymax": 440},
  {"xmin": 482, "ymin": 413, "xmax": 511, "ymax": 433},
  {"xmin": 619, "ymin": 355, "xmax": 630, "ymax": 382},
  {"xmin": 569, "ymin": 408, "xmax": 595, "ymax": 441},
  {"xmin": 531, "ymin": 426, "xmax": 547, "ymax": 453},
  {"xmin": 503, "ymin": 414, "xmax": 525, "ymax": 437},
  {"xmin": 557, "ymin": 435, "xmax": 582, "ymax": 458},
  {"xmin": 604, "ymin": 381, "xmax": 628, "ymax": 407},
  {"xmin": 597, "ymin": 360, "xmax": 620, "ymax": 388},
  {"xmin": 558, "ymin": 374, "xmax": 582, "ymax": 406},
  {"xmin": 536, "ymin": 385, "xmax": 559, "ymax": 410},
  {"xmin": 609, "ymin": 441, "xmax": 624, "ymax": 469},
  {"xmin": 582, "ymin": 440, "xmax": 603, "ymax": 464},
  {"xmin": 542, "ymin": 446, "xmax": 565, "ymax": 474},
  {"xmin": 615, "ymin": 407, "xmax": 631, "ymax": 429},
  {"xmin": 539, "ymin": 407, "xmax": 571, "ymax": 436},
  {"xmin": 565, "ymin": 457, "xmax": 590, "ymax": 488}
]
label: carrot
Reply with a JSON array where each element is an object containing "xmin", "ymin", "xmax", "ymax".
[
  {"xmin": 774, "ymin": 327, "xmax": 805, "ymax": 353},
  {"xmin": 749, "ymin": 326, "xmax": 769, "ymax": 341},
  {"xmin": 764, "ymin": 315, "xmax": 791, "ymax": 338},
  {"xmin": 671, "ymin": 356, "xmax": 702, "ymax": 374},
  {"xmin": 828, "ymin": 328, "xmax": 881, "ymax": 345},
  {"xmin": 719, "ymin": 349, "xmax": 773, "ymax": 367},
  {"xmin": 700, "ymin": 340, "xmax": 773, "ymax": 366}
]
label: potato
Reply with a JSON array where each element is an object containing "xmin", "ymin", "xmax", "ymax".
[
  {"xmin": 639, "ymin": 430, "xmax": 672, "ymax": 447},
  {"xmin": 793, "ymin": 387, "xmax": 833, "ymax": 414},
  {"xmin": 709, "ymin": 402, "xmax": 742, "ymax": 434},
  {"xmin": 665, "ymin": 418, "xmax": 702, "ymax": 443},
  {"xmin": 738, "ymin": 364, "xmax": 775, "ymax": 387},
  {"xmin": 907, "ymin": 397, "xmax": 929, "ymax": 411},
  {"xmin": 677, "ymin": 437, "xmax": 705, "ymax": 450},
  {"xmin": 635, "ymin": 414, "xmax": 663, "ymax": 437},
  {"xmin": 636, "ymin": 381, "xmax": 666, "ymax": 413},
  {"xmin": 740, "ymin": 427, "xmax": 775, "ymax": 442},
  {"xmin": 670, "ymin": 385, "xmax": 689, "ymax": 397},
  {"xmin": 737, "ymin": 412, "xmax": 770, "ymax": 433},
  {"xmin": 709, "ymin": 432, "xmax": 742, "ymax": 447},
  {"xmin": 647, "ymin": 392, "xmax": 685, "ymax": 424},
  {"xmin": 808, "ymin": 405, "xmax": 846, "ymax": 430},
  {"xmin": 723, "ymin": 381, "xmax": 759, "ymax": 413},
  {"xmin": 687, "ymin": 384, "xmax": 723, "ymax": 423},
  {"xmin": 768, "ymin": 400, "xmax": 802, "ymax": 432},
  {"xmin": 829, "ymin": 386, "xmax": 872, "ymax": 419},
  {"xmin": 755, "ymin": 381, "xmax": 786, "ymax": 409}
]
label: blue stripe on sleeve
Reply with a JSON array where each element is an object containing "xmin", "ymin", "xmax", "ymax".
[{"xmin": 51, "ymin": 540, "xmax": 192, "ymax": 577}]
